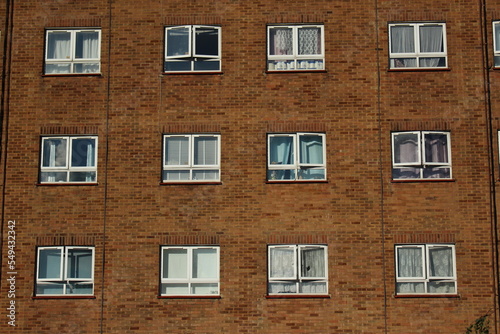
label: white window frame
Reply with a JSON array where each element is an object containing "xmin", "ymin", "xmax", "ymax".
[
  {"xmin": 391, "ymin": 131, "xmax": 452, "ymax": 180},
  {"xmin": 494, "ymin": 21, "xmax": 500, "ymax": 67},
  {"xmin": 267, "ymin": 133, "xmax": 326, "ymax": 181},
  {"xmin": 164, "ymin": 25, "xmax": 221, "ymax": 73},
  {"xmin": 40, "ymin": 136, "xmax": 98, "ymax": 183},
  {"xmin": 268, "ymin": 244, "xmax": 328, "ymax": 295},
  {"xmin": 160, "ymin": 246, "xmax": 220, "ymax": 296},
  {"xmin": 395, "ymin": 244, "xmax": 457, "ymax": 295},
  {"xmin": 388, "ymin": 22, "xmax": 447, "ymax": 69},
  {"xmin": 162, "ymin": 134, "xmax": 221, "ymax": 182},
  {"xmin": 45, "ymin": 29, "xmax": 101, "ymax": 74},
  {"xmin": 267, "ymin": 24, "xmax": 325, "ymax": 71},
  {"xmin": 36, "ymin": 246, "xmax": 95, "ymax": 296}
]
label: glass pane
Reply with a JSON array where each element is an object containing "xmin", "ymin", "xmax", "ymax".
[
  {"xmin": 45, "ymin": 63, "xmax": 71, "ymax": 74},
  {"xmin": 390, "ymin": 58, "xmax": 417, "ymax": 68},
  {"xmin": 396, "ymin": 282, "xmax": 425, "ymax": 294},
  {"xmin": 67, "ymin": 249, "xmax": 93, "ymax": 279},
  {"xmin": 495, "ymin": 24, "xmax": 500, "ymax": 52},
  {"xmin": 75, "ymin": 31, "xmax": 99, "ymax": 59},
  {"xmin": 428, "ymin": 281, "xmax": 455, "ymax": 293},
  {"xmin": 162, "ymin": 283, "xmax": 189, "ymax": 295},
  {"xmin": 38, "ymin": 248, "xmax": 62, "ymax": 279},
  {"xmin": 424, "ymin": 133, "xmax": 448, "ymax": 164},
  {"xmin": 74, "ymin": 63, "xmax": 100, "ymax": 73},
  {"xmin": 71, "ymin": 138, "xmax": 96, "ymax": 167},
  {"xmin": 390, "ymin": 26, "xmax": 414, "ymax": 53},
  {"xmin": 298, "ymin": 27, "xmax": 321, "ymax": 55},
  {"xmin": 269, "ymin": 247, "xmax": 295, "ymax": 278},
  {"xmin": 429, "ymin": 247, "xmax": 453, "ymax": 278},
  {"xmin": 419, "ymin": 25, "xmax": 443, "ymax": 53},
  {"xmin": 269, "ymin": 27, "xmax": 293, "ymax": 56},
  {"xmin": 301, "ymin": 247, "xmax": 325, "ymax": 278},
  {"xmin": 419, "ymin": 57, "xmax": 446, "ymax": 68},
  {"xmin": 268, "ymin": 282, "xmax": 296, "ymax": 294},
  {"xmin": 299, "ymin": 135, "xmax": 323, "ymax": 164},
  {"xmin": 397, "ymin": 247, "xmax": 423, "ymax": 278},
  {"xmin": 42, "ymin": 138, "xmax": 67, "ymax": 167},
  {"xmin": 164, "ymin": 61, "xmax": 191, "ymax": 72},
  {"xmin": 192, "ymin": 170, "xmax": 219, "ymax": 181},
  {"xmin": 392, "ymin": 167, "xmax": 421, "ymax": 179},
  {"xmin": 267, "ymin": 169, "xmax": 296, "ymax": 181},
  {"xmin": 192, "ymin": 283, "xmax": 219, "ymax": 295},
  {"xmin": 193, "ymin": 60, "xmax": 220, "ymax": 71},
  {"xmin": 165, "ymin": 137, "xmax": 189, "ymax": 166},
  {"xmin": 166, "ymin": 27, "xmax": 190, "ymax": 57},
  {"xmin": 69, "ymin": 171, "xmax": 97, "ymax": 182},
  {"xmin": 40, "ymin": 171, "xmax": 68, "ymax": 183},
  {"xmin": 194, "ymin": 27, "xmax": 219, "ymax": 56},
  {"xmin": 67, "ymin": 283, "xmax": 93, "ymax": 295},
  {"xmin": 193, "ymin": 248, "xmax": 217, "ymax": 279},
  {"xmin": 423, "ymin": 167, "xmax": 450, "ymax": 179},
  {"xmin": 163, "ymin": 170, "xmax": 190, "ymax": 181},
  {"xmin": 300, "ymin": 281, "xmax": 327, "ymax": 293},
  {"xmin": 194, "ymin": 137, "xmax": 218, "ymax": 166},
  {"xmin": 36, "ymin": 283, "xmax": 64, "ymax": 295},
  {"xmin": 46, "ymin": 31, "xmax": 71, "ymax": 59},
  {"xmin": 495, "ymin": 56, "xmax": 500, "ymax": 67},
  {"xmin": 163, "ymin": 249, "xmax": 187, "ymax": 279},
  {"xmin": 269, "ymin": 136, "xmax": 294, "ymax": 165},
  {"xmin": 299, "ymin": 168, "xmax": 325, "ymax": 180},
  {"xmin": 393, "ymin": 133, "xmax": 419, "ymax": 164}
]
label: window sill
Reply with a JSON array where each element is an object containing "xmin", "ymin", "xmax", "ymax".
[
  {"xmin": 162, "ymin": 71, "xmax": 223, "ymax": 75},
  {"xmin": 36, "ymin": 182, "xmax": 99, "ymax": 186},
  {"xmin": 266, "ymin": 180, "xmax": 328, "ymax": 184},
  {"xmin": 33, "ymin": 295, "xmax": 96, "ymax": 299},
  {"xmin": 266, "ymin": 70, "xmax": 327, "ymax": 74},
  {"xmin": 160, "ymin": 181, "xmax": 222, "ymax": 185},
  {"xmin": 158, "ymin": 295, "xmax": 221, "ymax": 299},
  {"xmin": 391, "ymin": 178, "xmax": 455, "ymax": 183},
  {"xmin": 387, "ymin": 67, "xmax": 450, "ymax": 72},
  {"xmin": 266, "ymin": 294, "xmax": 330, "ymax": 299},
  {"xmin": 394, "ymin": 294, "xmax": 459, "ymax": 298},
  {"xmin": 42, "ymin": 73, "xmax": 102, "ymax": 77}
]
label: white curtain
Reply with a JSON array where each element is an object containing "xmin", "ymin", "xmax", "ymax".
[
  {"xmin": 419, "ymin": 25, "xmax": 443, "ymax": 67},
  {"xmin": 301, "ymin": 247, "xmax": 325, "ymax": 278},
  {"xmin": 270, "ymin": 247, "xmax": 295, "ymax": 278},
  {"xmin": 270, "ymin": 28, "xmax": 293, "ymax": 55},
  {"xmin": 390, "ymin": 26, "xmax": 416, "ymax": 67},
  {"xmin": 76, "ymin": 31, "xmax": 100, "ymax": 73},
  {"xmin": 424, "ymin": 133, "xmax": 448, "ymax": 164},
  {"xmin": 47, "ymin": 32, "xmax": 71, "ymax": 60},
  {"xmin": 393, "ymin": 133, "xmax": 419, "ymax": 164},
  {"xmin": 165, "ymin": 137, "xmax": 189, "ymax": 166},
  {"xmin": 194, "ymin": 137, "xmax": 217, "ymax": 166},
  {"xmin": 298, "ymin": 27, "xmax": 321, "ymax": 55}
]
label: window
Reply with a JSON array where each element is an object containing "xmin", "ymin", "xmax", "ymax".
[
  {"xmin": 267, "ymin": 133, "xmax": 326, "ymax": 181},
  {"xmin": 163, "ymin": 134, "xmax": 220, "ymax": 182},
  {"xmin": 493, "ymin": 22, "xmax": 500, "ymax": 67},
  {"xmin": 36, "ymin": 246, "xmax": 94, "ymax": 296},
  {"xmin": 268, "ymin": 244, "xmax": 328, "ymax": 295},
  {"xmin": 160, "ymin": 246, "xmax": 220, "ymax": 296},
  {"xmin": 40, "ymin": 136, "xmax": 98, "ymax": 183},
  {"xmin": 267, "ymin": 24, "xmax": 324, "ymax": 71},
  {"xmin": 391, "ymin": 131, "xmax": 451, "ymax": 180},
  {"xmin": 389, "ymin": 23, "xmax": 447, "ymax": 69},
  {"xmin": 164, "ymin": 25, "xmax": 221, "ymax": 72},
  {"xmin": 45, "ymin": 29, "xmax": 101, "ymax": 74},
  {"xmin": 395, "ymin": 244, "xmax": 456, "ymax": 295}
]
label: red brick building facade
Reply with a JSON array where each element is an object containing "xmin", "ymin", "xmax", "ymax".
[{"xmin": 0, "ymin": 0, "xmax": 499, "ymax": 333}]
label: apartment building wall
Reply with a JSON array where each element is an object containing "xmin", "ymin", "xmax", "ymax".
[{"xmin": 0, "ymin": 0, "xmax": 497, "ymax": 333}]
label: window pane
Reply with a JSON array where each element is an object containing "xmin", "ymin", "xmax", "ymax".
[
  {"xmin": 164, "ymin": 61, "xmax": 191, "ymax": 72},
  {"xmin": 299, "ymin": 168, "xmax": 325, "ymax": 180},
  {"xmin": 419, "ymin": 25, "xmax": 443, "ymax": 53},
  {"xmin": 268, "ymin": 169, "xmax": 296, "ymax": 181},
  {"xmin": 397, "ymin": 247, "xmax": 423, "ymax": 278},
  {"xmin": 428, "ymin": 247, "xmax": 453, "ymax": 278},
  {"xmin": 192, "ymin": 283, "xmax": 218, "ymax": 295},
  {"xmin": 68, "ymin": 283, "xmax": 93, "ymax": 295},
  {"xmin": 45, "ymin": 63, "xmax": 71, "ymax": 74},
  {"xmin": 166, "ymin": 27, "xmax": 190, "ymax": 57},
  {"xmin": 192, "ymin": 170, "xmax": 219, "ymax": 181},
  {"xmin": 42, "ymin": 138, "xmax": 67, "ymax": 167},
  {"xmin": 301, "ymin": 247, "xmax": 325, "ymax": 278},
  {"xmin": 36, "ymin": 283, "xmax": 65, "ymax": 295},
  {"xmin": 299, "ymin": 135, "xmax": 323, "ymax": 164},
  {"xmin": 300, "ymin": 281, "xmax": 327, "ymax": 293},
  {"xmin": 71, "ymin": 138, "xmax": 96, "ymax": 167},
  {"xmin": 393, "ymin": 133, "xmax": 419, "ymax": 164},
  {"xmin": 194, "ymin": 136, "xmax": 218, "ymax": 166},
  {"xmin": 269, "ymin": 247, "xmax": 295, "ymax": 278},
  {"xmin": 194, "ymin": 27, "xmax": 219, "ymax": 56},
  {"xmin": 423, "ymin": 167, "xmax": 450, "ymax": 179},
  {"xmin": 74, "ymin": 63, "xmax": 100, "ymax": 73},
  {"xmin": 268, "ymin": 282, "xmax": 297, "ymax": 294},
  {"xmin": 193, "ymin": 60, "xmax": 220, "ymax": 71},
  {"xmin": 269, "ymin": 27, "xmax": 293, "ymax": 56},
  {"xmin": 298, "ymin": 27, "xmax": 321, "ymax": 55},
  {"xmin": 38, "ymin": 248, "xmax": 62, "ymax": 279},
  {"xmin": 390, "ymin": 26, "xmax": 414, "ymax": 53},
  {"xmin": 40, "ymin": 171, "xmax": 68, "ymax": 183},
  {"xmin": 163, "ymin": 249, "xmax": 187, "ymax": 279},
  {"xmin": 163, "ymin": 170, "xmax": 190, "ymax": 181},
  {"xmin": 424, "ymin": 133, "xmax": 448, "ymax": 164},
  {"xmin": 495, "ymin": 23, "xmax": 500, "ymax": 52},
  {"xmin": 396, "ymin": 282, "xmax": 425, "ymax": 293},
  {"xmin": 269, "ymin": 136, "xmax": 294, "ymax": 165},
  {"xmin": 165, "ymin": 137, "xmax": 189, "ymax": 166},
  {"xmin": 75, "ymin": 31, "xmax": 99, "ymax": 59},
  {"xmin": 392, "ymin": 167, "xmax": 421, "ymax": 180},
  {"xmin": 428, "ymin": 281, "xmax": 455, "ymax": 293},
  {"xmin": 192, "ymin": 248, "xmax": 217, "ymax": 279},
  {"xmin": 47, "ymin": 31, "xmax": 71, "ymax": 59},
  {"xmin": 69, "ymin": 171, "xmax": 97, "ymax": 182},
  {"xmin": 67, "ymin": 249, "xmax": 93, "ymax": 279},
  {"xmin": 162, "ymin": 283, "xmax": 189, "ymax": 295}
]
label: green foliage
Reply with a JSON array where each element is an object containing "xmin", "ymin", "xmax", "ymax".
[{"xmin": 465, "ymin": 315, "xmax": 489, "ymax": 334}]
